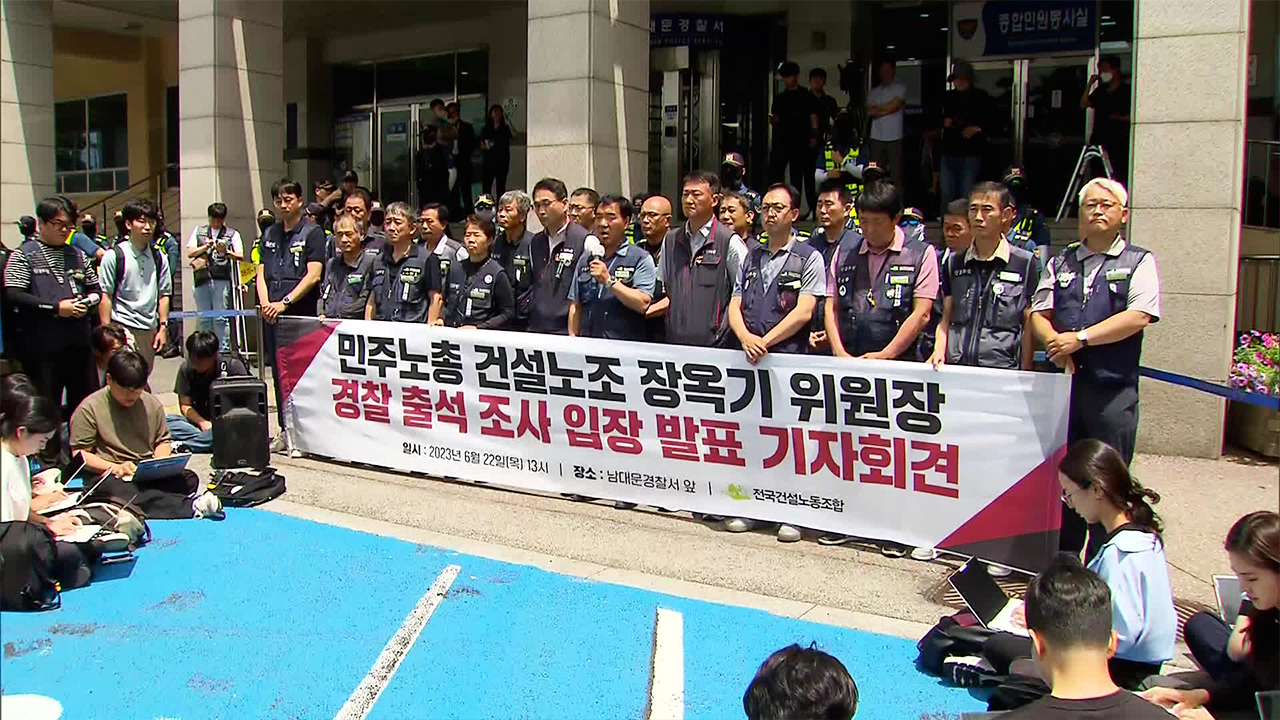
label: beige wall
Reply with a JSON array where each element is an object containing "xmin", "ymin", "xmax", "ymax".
[{"xmin": 52, "ymin": 27, "xmax": 177, "ymax": 193}]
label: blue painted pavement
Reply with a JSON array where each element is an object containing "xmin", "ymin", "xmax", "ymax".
[{"xmin": 1, "ymin": 510, "xmax": 986, "ymax": 719}]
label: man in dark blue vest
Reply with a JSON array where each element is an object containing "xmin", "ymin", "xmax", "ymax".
[
  {"xmin": 649, "ymin": 170, "xmax": 749, "ymax": 348},
  {"xmin": 1032, "ymin": 178, "xmax": 1160, "ymax": 557},
  {"xmin": 824, "ymin": 181, "xmax": 939, "ymax": 361},
  {"xmin": 929, "ymin": 181, "xmax": 1038, "ymax": 371},
  {"xmin": 513, "ymin": 177, "xmax": 590, "ymax": 335},
  {"xmin": 493, "ymin": 189, "xmax": 534, "ymax": 291},
  {"xmin": 568, "ymin": 195, "xmax": 655, "ymax": 341},
  {"xmin": 806, "ymin": 178, "xmax": 858, "ymax": 353}
]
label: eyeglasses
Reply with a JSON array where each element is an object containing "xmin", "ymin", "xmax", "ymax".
[
  {"xmin": 640, "ymin": 212, "xmax": 671, "ymax": 221},
  {"xmin": 760, "ymin": 203, "xmax": 792, "ymax": 215},
  {"xmin": 45, "ymin": 219, "xmax": 72, "ymax": 232},
  {"xmin": 1061, "ymin": 485, "xmax": 1084, "ymax": 507},
  {"xmin": 1083, "ymin": 200, "xmax": 1119, "ymax": 212},
  {"xmin": 567, "ymin": 204, "xmax": 592, "ymax": 214}
]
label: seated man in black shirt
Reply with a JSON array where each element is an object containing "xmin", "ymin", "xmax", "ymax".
[
  {"xmin": 999, "ymin": 554, "xmax": 1170, "ymax": 719},
  {"xmin": 166, "ymin": 330, "xmax": 249, "ymax": 453}
]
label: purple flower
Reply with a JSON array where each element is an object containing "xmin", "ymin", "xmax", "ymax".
[
  {"xmin": 1240, "ymin": 334, "xmax": 1251, "ymax": 346},
  {"xmin": 1231, "ymin": 376, "xmax": 1247, "ymax": 388},
  {"xmin": 1257, "ymin": 386, "xmax": 1270, "ymax": 396}
]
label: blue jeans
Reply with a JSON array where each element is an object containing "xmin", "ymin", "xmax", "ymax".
[
  {"xmin": 166, "ymin": 414, "xmax": 213, "ymax": 453},
  {"xmin": 194, "ymin": 279, "xmax": 232, "ymax": 351},
  {"xmin": 940, "ymin": 154, "xmax": 982, "ymax": 209}
]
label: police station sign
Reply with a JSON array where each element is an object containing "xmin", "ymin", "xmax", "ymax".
[
  {"xmin": 277, "ymin": 318, "xmax": 1071, "ymax": 571},
  {"xmin": 650, "ymin": 14, "xmax": 726, "ymax": 49},
  {"xmin": 953, "ymin": 0, "xmax": 1096, "ymax": 59}
]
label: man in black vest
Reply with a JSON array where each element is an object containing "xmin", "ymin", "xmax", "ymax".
[
  {"xmin": 568, "ymin": 195, "xmax": 655, "ymax": 341},
  {"xmin": 649, "ymin": 170, "xmax": 748, "ymax": 348},
  {"xmin": 806, "ymin": 178, "xmax": 859, "ymax": 353},
  {"xmin": 3, "ymin": 196, "xmax": 99, "ymax": 460},
  {"xmin": 929, "ymin": 181, "xmax": 1037, "ymax": 371},
  {"xmin": 186, "ymin": 202, "xmax": 245, "ymax": 353},
  {"xmin": 367, "ymin": 202, "xmax": 434, "ymax": 325},
  {"xmin": 637, "ymin": 194, "xmax": 674, "ymax": 343},
  {"xmin": 824, "ymin": 181, "xmax": 939, "ymax": 361},
  {"xmin": 256, "ymin": 178, "xmax": 326, "ymax": 455},
  {"xmin": 513, "ymin": 177, "xmax": 589, "ymax": 335},
  {"xmin": 1031, "ymin": 177, "xmax": 1160, "ymax": 556},
  {"xmin": 493, "ymin": 190, "xmax": 534, "ymax": 292},
  {"xmin": 419, "ymin": 203, "xmax": 464, "ymax": 325}
]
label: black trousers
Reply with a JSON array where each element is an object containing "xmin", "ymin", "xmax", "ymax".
[
  {"xmin": 1185, "ymin": 611, "xmax": 1255, "ymax": 686},
  {"xmin": 263, "ymin": 322, "xmax": 286, "ymax": 429},
  {"xmin": 451, "ymin": 165, "xmax": 474, "ymax": 218},
  {"xmin": 769, "ymin": 145, "xmax": 816, "ymax": 212},
  {"xmin": 1061, "ymin": 378, "xmax": 1139, "ymax": 559},
  {"xmin": 482, "ymin": 157, "xmax": 509, "ymax": 198},
  {"xmin": 21, "ymin": 346, "xmax": 95, "ymax": 460},
  {"xmin": 983, "ymin": 631, "xmax": 1160, "ymax": 689}
]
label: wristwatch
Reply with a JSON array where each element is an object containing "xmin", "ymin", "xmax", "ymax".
[
  {"xmin": 606, "ymin": 278, "xmax": 618, "ymax": 289},
  {"xmin": 282, "ymin": 296, "xmax": 293, "ymax": 307},
  {"xmin": 1076, "ymin": 329, "xmax": 1089, "ymax": 346}
]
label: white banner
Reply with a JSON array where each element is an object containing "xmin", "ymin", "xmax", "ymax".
[{"xmin": 279, "ymin": 318, "xmax": 1071, "ymax": 569}]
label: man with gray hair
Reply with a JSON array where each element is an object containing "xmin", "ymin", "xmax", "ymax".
[
  {"xmin": 1030, "ymin": 177, "xmax": 1160, "ymax": 558},
  {"xmin": 494, "ymin": 189, "xmax": 534, "ymax": 300}
]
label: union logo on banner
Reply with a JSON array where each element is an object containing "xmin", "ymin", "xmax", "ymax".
[{"xmin": 958, "ymin": 18, "xmax": 979, "ymax": 40}]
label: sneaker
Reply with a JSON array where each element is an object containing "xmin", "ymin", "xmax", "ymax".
[
  {"xmin": 942, "ymin": 655, "xmax": 999, "ymax": 687},
  {"xmin": 93, "ymin": 531, "xmax": 132, "ymax": 554},
  {"xmin": 693, "ymin": 513, "xmax": 725, "ymax": 522},
  {"xmin": 880, "ymin": 543, "xmax": 908, "ymax": 558},
  {"xmin": 985, "ymin": 563, "xmax": 1012, "ymax": 578},
  {"xmin": 289, "ymin": 448, "xmax": 303, "ymax": 459},
  {"xmin": 614, "ymin": 501, "xmax": 638, "ymax": 510},
  {"xmin": 724, "ymin": 517, "xmax": 756, "ymax": 533},
  {"xmin": 192, "ymin": 492, "xmax": 224, "ymax": 520},
  {"xmin": 269, "ymin": 431, "xmax": 289, "ymax": 454},
  {"xmin": 561, "ymin": 493, "xmax": 592, "ymax": 502},
  {"xmin": 817, "ymin": 533, "xmax": 853, "ymax": 546},
  {"xmin": 776, "ymin": 524, "xmax": 802, "ymax": 543},
  {"xmin": 910, "ymin": 547, "xmax": 939, "ymax": 562},
  {"xmin": 172, "ymin": 442, "xmax": 189, "ymax": 454}
]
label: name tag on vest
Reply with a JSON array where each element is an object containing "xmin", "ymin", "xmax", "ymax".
[
  {"xmin": 1105, "ymin": 268, "xmax": 1131, "ymax": 281},
  {"xmin": 888, "ymin": 274, "xmax": 911, "ymax": 285},
  {"xmin": 998, "ymin": 270, "xmax": 1022, "ymax": 282},
  {"xmin": 399, "ymin": 267, "xmax": 422, "ymax": 283}
]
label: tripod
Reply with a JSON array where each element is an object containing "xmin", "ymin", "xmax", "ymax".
[{"xmin": 1055, "ymin": 144, "xmax": 1115, "ymax": 222}]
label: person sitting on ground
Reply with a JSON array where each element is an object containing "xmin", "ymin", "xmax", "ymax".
[
  {"xmin": 1142, "ymin": 511, "xmax": 1278, "ymax": 719},
  {"xmin": 980, "ymin": 439, "xmax": 1176, "ymax": 691},
  {"xmin": 1, "ymin": 374, "xmax": 91, "ymax": 590},
  {"xmin": 71, "ymin": 349, "xmax": 173, "ymax": 478},
  {"xmin": 743, "ymin": 643, "xmax": 859, "ymax": 720},
  {"xmin": 91, "ymin": 322, "xmax": 131, "ymax": 389},
  {"xmin": 999, "ymin": 553, "xmax": 1173, "ymax": 719},
  {"xmin": 166, "ymin": 330, "xmax": 249, "ymax": 454}
]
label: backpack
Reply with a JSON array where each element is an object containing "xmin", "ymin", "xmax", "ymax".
[
  {"xmin": 110, "ymin": 243, "xmax": 165, "ymax": 303},
  {"xmin": 916, "ymin": 612, "xmax": 997, "ymax": 675},
  {"xmin": 208, "ymin": 468, "xmax": 286, "ymax": 507},
  {"xmin": 0, "ymin": 521, "xmax": 62, "ymax": 611}
]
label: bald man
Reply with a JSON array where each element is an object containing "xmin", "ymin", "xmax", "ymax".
[{"xmin": 636, "ymin": 194, "xmax": 673, "ymax": 342}]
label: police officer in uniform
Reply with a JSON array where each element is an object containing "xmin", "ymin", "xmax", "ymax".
[
  {"xmin": 319, "ymin": 213, "xmax": 375, "ymax": 320},
  {"xmin": 1003, "ymin": 166, "xmax": 1050, "ymax": 255},
  {"xmin": 825, "ymin": 180, "xmax": 939, "ymax": 361},
  {"xmin": 152, "ymin": 209, "xmax": 183, "ymax": 357},
  {"xmin": 367, "ymin": 202, "xmax": 434, "ymax": 324},
  {"xmin": 434, "ymin": 214, "xmax": 515, "ymax": 330},
  {"xmin": 3, "ymin": 197, "xmax": 99, "ymax": 460},
  {"xmin": 1031, "ymin": 177, "xmax": 1160, "ymax": 557},
  {"xmin": 649, "ymin": 171, "xmax": 748, "ymax": 348},
  {"xmin": 929, "ymin": 181, "xmax": 1037, "ymax": 371},
  {"xmin": 568, "ymin": 195, "xmax": 656, "ymax": 341},
  {"xmin": 513, "ymin": 178, "xmax": 590, "ymax": 335},
  {"xmin": 720, "ymin": 152, "xmax": 761, "ymax": 214},
  {"xmin": 727, "ymin": 183, "xmax": 827, "ymax": 543},
  {"xmin": 256, "ymin": 178, "xmax": 326, "ymax": 454},
  {"xmin": 806, "ymin": 178, "xmax": 859, "ymax": 353},
  {"xmin": 76, "ymin": 213, "xmax": 108, "ymax": 261},
  {"xmin": 493, "ymin": 190, "xmax": 534, "ymax": 290}
]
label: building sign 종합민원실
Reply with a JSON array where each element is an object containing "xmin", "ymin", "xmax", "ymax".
[
  {"xmin": 953, "ymin": 1, "xmax": 1095, "ymax": 59},
  {"xmin": 650, "ymin": 14, "xmax": 725, "ymax": 48}
]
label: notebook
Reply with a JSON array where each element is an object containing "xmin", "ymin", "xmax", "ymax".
[{"xmin": 948, "ymin": 560, "xmax": 1029, "ymax": 637}]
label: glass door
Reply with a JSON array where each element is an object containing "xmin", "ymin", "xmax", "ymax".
[
  {"xmin": 1022, "ymin": 56, "xmax": 1092, "ymax": 217},
  {"xmin": 378, "ymin": 106, "xmax": 414, "ymax": 208},
  {"xmin": 967, "ymin": 60, "xmax": 1018, "ymax": 181},
  {"xmin": 334, "ymin": 113, "xmax": 374, "ymax": 186}
]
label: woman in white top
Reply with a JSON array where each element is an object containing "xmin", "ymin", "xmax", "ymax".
[{"xmin": 1, "ymin": 374, "xmax": 91, "ymax": 589}]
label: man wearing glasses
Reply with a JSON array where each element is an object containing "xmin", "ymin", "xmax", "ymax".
[
  {"xmin": 568, "ymin": 187, "xmax": 599, "ymax": 232},
  {"xmin": 3, "ymin": 196, "xmax": 101, "ymax": 459},
  {"xmin": 1031, "ymin": 177, "xmax": 1160, "ymax": 559}
]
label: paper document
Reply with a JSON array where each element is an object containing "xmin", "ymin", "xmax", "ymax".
[{"xmin": 55, "ymin": 524, "xmax": 101, "ymax": 544}]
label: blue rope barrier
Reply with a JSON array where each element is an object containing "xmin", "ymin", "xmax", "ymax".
[
  {"xmin": 169, "ymin": 309, "xmax": 260, "ymax": 320},
  {"xmin": 1032, "ymin": 351, "xmax": 1278, "ymax": 410}
]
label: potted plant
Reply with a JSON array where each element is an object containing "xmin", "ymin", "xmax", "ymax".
[{"xmin": 1227, "ymin": 331, "xmax": 1280, "ymax": 457}]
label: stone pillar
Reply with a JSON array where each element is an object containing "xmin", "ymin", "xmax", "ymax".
[
  {"xmin": 178, "ymin": 0, "xmax": 285, "ymax": 333},
  {"xmin": 1, "ymin": 0, "xmax": 54, "ymax": 230},
  {"xmin": 526, "ymin": 0, "xmax": 649, "ymax": 200},
  {"xmin": 1129, "ymin": 0, "xmax": 1251, "ymax": 457}
]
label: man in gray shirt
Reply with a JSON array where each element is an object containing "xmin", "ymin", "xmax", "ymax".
[{"xmin": 99, "ymin": 199, "xmax": 172, "ymax": 371}]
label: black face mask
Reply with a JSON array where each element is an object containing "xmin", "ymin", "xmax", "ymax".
[
  {"xmin": 81, "ymin": 221, "xmax": 97, "ymax": 238},
  {"xmin": 721, "ymin": 166, "xmax": 743, "ymax": 187},
  {"xmin": 258, "ymin": 218, "xmax": 275, "ymax": 233}
]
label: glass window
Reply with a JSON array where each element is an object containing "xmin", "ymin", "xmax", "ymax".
[
  {"xmin": 456, "ymin": 50, "xmax": 488, "ymax": 97},
  {"xmin": 333, "ymin": 63, "xmax": 375, "ymax": 112},
  {"xmin": 55, "ymin": 93, "xmax": 128, "ymax": 193},
  {"xmin": 377, "ymin": 54, "xmax": 454, "ymax": 101}
]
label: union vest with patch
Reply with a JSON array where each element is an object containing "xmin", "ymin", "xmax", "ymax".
[
  {"xmin": 662, "ymin": 221, "xmax": 737, "ymax": 349},
  {"xmin": 516, "ymin": 223, "xmax": 588, "ymax": 335},
  {"xmin": 1050, "ymin": 242, "xmax": 1150, "ymax": 386},
  {"xmin": 834, "ymin": 237, "xmax": 927, "ymax": 358},
  {"xmin": 944, "ymin": 244, "xmax": 1035, "ymax": 369},
  {"xmin": 573, "ymin": 247, "xmax": 649, "ymax": 342},
  {"xmin": 444, "ymin": 257, "xmax": 506, "ymax": 328},
  {"xmin": 369, "ymin": 244, "xmax": 434, "ymax": 323},
  {"xmin": 739, "ymin": 240, "xmax": 820, "ymax": 355},
  {"xmin": 17, "ymin": 239, "xmax": 91, "ymax": 350}
]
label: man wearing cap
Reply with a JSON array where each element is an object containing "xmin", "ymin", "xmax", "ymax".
[
  {"xmin": 1003, "ymin": 166, "xmax": 1051, "ymax": 256},
  {"xmin": 1030, "ymin": 177, "xmax": 1160, "ymax": 558},
  {"xmin": 720, "ymin": 153, "xmax": 760, "ymax": 213},
  {"xmin": 940, "ymin": 61, "xmax": 990, "ymax": 208},
  {"xmin": 768, "ymin": 61, "xmax": 819, "ymax": 217}
]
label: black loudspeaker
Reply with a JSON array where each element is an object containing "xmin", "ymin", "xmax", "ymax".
[{"xmin": 211, "ymin": 377, "xmax": 270, "ymax": 470}]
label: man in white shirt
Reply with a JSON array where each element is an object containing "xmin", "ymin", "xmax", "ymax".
[
  {"xmin": 186, "ymin": 202, "xmax": 244, "ymax": 352},
  {"xmin": 865, "ymin": 59, "xmax": 907, "ymax": 185}
]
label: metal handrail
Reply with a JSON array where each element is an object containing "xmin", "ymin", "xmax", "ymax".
[{"xmin": 80, "ymin": 163, "xmax": 179, "ymax": 229}]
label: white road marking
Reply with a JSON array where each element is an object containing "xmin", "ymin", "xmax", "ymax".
[
  {"xmin": 646, "ymin": 607, "xmax": 685, "ymax": 720},
  {"xmin": 334, "ymin": 564, "xmax": 461, "ymax": 720}
]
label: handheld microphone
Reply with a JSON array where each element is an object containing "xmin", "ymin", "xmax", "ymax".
[
  {"xmin": 584, "ymin": 236, "xmax": 605, "ymax": 259},
  {"xmin": 79, "ymin": 293, "xmax": 101, "ymax": 308}
]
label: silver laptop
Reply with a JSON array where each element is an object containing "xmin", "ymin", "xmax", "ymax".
[
  {"xmin": 1213, "ymin": 575, "xmax": 1245, "ymax": 625},
  {"xmin": 948, "ymin": 560, "xmax": 1028, "ymax": 637},
  {"xmin": 130, "ymin": 453, "xmax": 192, "ymax": 482}
]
